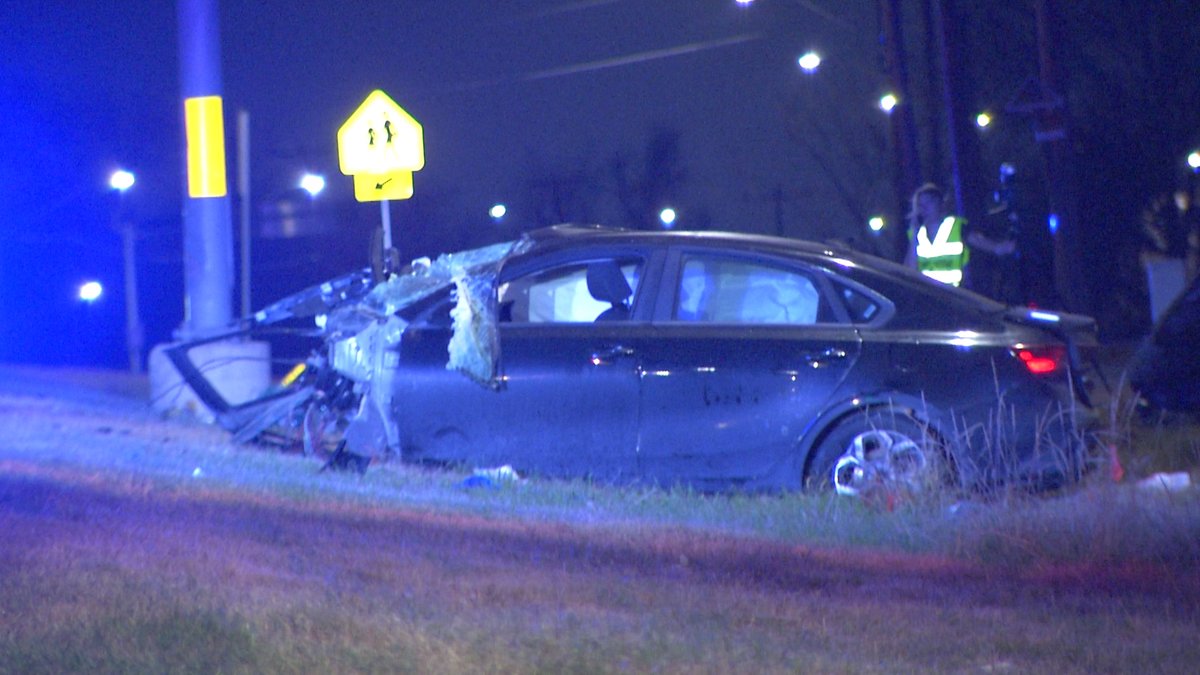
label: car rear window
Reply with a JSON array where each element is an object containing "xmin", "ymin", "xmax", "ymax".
[{"xmin": 834, "ymin": 281, "xmax": 881, "ymax": 323}]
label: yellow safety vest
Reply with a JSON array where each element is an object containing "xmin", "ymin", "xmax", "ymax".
[{"xmin": 915, "ymin": 215, "xmax": 969, "ymax": 286}]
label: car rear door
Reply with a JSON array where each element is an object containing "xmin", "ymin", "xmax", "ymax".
[{"xmin": 635, "ymin": 249, "xmax": 862, "ymax": 488}]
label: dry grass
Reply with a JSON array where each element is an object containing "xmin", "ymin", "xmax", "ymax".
[
  {"xmin": 4, "ymin": 460, "xmax": 1197, "ymax": 674},
  {"xmin": 2, "ymin": 364, "xmax": 1199, "ymax": 673}
]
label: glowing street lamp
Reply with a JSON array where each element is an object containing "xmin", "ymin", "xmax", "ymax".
[
  {"xmin": 1188, "ymin": 150, "xmax": 1200, "ymax": 172},
  {"xmin": 107, "ymin": 169, "xmax": 142, "ymax": 373},
  {"xmin": 299, "ymin": 173, "xmax": 326, "ymax": 196},
  {"xmin": 658, "ymin": 207, "xmax": 678, "ymax": 229},
  {"xmin": 878, "ymin": 92, "xmax": 898, "ymax": 114},
  {"xmin": 78, "ymin": 280, "xmax": 103, "ymax": 303},
  {"xmin": 489, "ymin": 203, "xmax": 507, "ymax": 220},
  {"xmin": 868, "ymin": 216, "xmax": 886, "ymax": 233},
  {"xmin": 109, "ymin": 169, "xmax": 135, "ymax": 191},
  {"xmin": 797, "ymin": 51, "xmax": 821, "ymax": 74},
  {"xmin": 975, "ymin": 112, "xmax": 992, "ymax": 129}
]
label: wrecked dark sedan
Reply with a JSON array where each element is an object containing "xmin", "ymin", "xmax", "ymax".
[{"xmin": 170, "ymin": 225, "xmax": 1098, "ymax": 497}]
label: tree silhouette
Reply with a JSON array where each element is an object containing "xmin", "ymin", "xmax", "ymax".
[{"xmin": 612, "ymin": 127, "xmax": 686, "ymax": 230}]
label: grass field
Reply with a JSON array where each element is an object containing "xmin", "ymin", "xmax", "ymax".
[{"xmin": 1, "ymin": 364, "xmax": 1198, "ymax": 673}]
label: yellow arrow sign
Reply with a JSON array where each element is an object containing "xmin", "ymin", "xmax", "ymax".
[
  {"xmin": 337, "ymin": 90, "xmax": 424, "ymax": 176},
  {"xmin": 352, "ymin": 171, "xmax": 414, "ymax": 202}
]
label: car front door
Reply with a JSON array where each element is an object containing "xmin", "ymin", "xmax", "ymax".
[
  {"xmin": 393, "ymin": 250, "xmax": 652, "ymax": 481},
  {"xmin": 635, "ymin": 250, "xmax": 862, "ymax": 489}
]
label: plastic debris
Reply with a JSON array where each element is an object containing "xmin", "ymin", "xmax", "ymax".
[
  {"xmin": 477, "ymin": 465, "xmax": 520, "ymax": 482},
  {"xmin": 1135, "ymin": 471, "xmax": 1192, "ymax": 493},
  {"xmin": 459, "ymin": 465, "xmax": 522, "ymax": 489}
]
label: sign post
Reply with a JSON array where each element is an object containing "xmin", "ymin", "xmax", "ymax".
[{"xmin": 337, "ymin": 90, "xmax": 424, "ymax": 275}]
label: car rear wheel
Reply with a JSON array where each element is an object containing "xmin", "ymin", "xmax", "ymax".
[{"xmin": 807, "ymin": 409, "xmax": 950, "ymax": 503}]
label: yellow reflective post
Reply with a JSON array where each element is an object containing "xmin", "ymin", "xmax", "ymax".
[{"xmin": 184, "ymin": 95, "xmax": 228, "ymax": 198}]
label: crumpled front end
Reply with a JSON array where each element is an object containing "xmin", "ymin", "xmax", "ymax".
[{"xmin": 166, "ymin": 237, "xmax": 530, "ymax": 460}]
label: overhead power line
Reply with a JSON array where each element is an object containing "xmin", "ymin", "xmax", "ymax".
[{"xmin": 447, "ymin": 33, "xmax": 762, "ymax": 92}]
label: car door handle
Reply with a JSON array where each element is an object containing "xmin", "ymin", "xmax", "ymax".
[
  {"xmin": 802, "ymin": 348, "xmax": 848, "ymax": 367},
  {"xmin": 591, "ymin": 345, "xmax": 635, "ymax": 365}
]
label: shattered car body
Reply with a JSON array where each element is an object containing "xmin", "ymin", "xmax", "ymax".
[
  {"xmin": 170, "ymin": 225, "xmax": 1099, "ymax": 495},
  {"xmin": 166, "ymin": 239, "xmax": 526, "ymax": 454}
]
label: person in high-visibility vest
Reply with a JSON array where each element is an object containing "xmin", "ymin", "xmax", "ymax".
[
  {"xmin": 905, "ymin": 184, "xmax": 969, "ymax": 286},
  {"xmin": 904, "ymin": 183, "xmax": 1015, "ymax": 288}
]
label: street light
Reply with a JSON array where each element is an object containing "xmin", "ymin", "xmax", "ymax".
[
  {"xmin": 878, "ymin": 92, "xmax": 899, "ymax": 114},
  {"xmin": 659, "ymin": 207, "xmax": 678, "ymax": 229},
  {"xmin": 78, "ymin": 280, "xmax": 103, "ymax": 303},
  {"xmin": 299, "ymin": 172, "xmax": 326, "ymax": 196},
  {"xmin": 868, "ymin": 215, "xmax": 886, "ymax": 233},
  {"xmin": 489, "ymin": 203, "xmax": 507, "ymax": 220},
  {"xmin": 797, "ymin": 51, "xmax": 821, "ymax": 74},
  {"xmin": 108, "ymin": 168, "xmax": 143, "ymax": 373},
  {"xmin": 109, "ymin": 169, "xmax": 136, "ymax": 191},
  {"xmin": 1188, "ymin": 150, "xmax": 1200, "ymax": 172},
  {"xmin": 975, "ymin": 112, "xmax": 992, "ymax": 129}
]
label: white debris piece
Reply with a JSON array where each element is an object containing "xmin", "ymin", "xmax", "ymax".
[
  {"xmin": 475, "ymin": 465, "xmax": 521, "ymax": 482},
  {"xmin": 1135, "ymin": 472, "xmax": 1192, "ymax": 493}
]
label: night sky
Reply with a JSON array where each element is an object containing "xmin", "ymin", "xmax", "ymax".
[
  {"xmin": 3, "ymin": 1, "xmax": 1199, "ymax": 367},
  {"xmin": 5, "ymin": 1, "xmax": 854, "ymax": 228}
]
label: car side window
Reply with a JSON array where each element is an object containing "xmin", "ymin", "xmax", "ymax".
[
  {"xmin": 499, "ymin": 259, "xmax": 642, "ymax": 323},
  {"xmin": 674, "ymin": 255, "xmax": 827, "ymax": 325},
  {"xmin": 836, "ymin": 282, "xmax": 881, "ymax": 323}
]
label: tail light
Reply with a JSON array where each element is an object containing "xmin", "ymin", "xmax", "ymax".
[{"xmin": 1014, "ymin": 345, "xmax": 1066, "ymax": 375}]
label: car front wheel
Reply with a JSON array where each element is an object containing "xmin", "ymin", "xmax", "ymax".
[{"xmin": 807, "ymin": 409, "xmax": 950, "ymax": 503}]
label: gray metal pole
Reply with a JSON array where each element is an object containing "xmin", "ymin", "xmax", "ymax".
[
  {"xmin": 381, "ymin": 199, "xmax": 393, "ymax": 252},
  {"xmin": 178, "ymin": 0, "xmax": 234, "ymax": 338},
  {"xmin": 238, "ymin": 109, "xmax": 251, "ymax": 319},
  {"xmin": 122, "ymin": 222, "xmax": 144, "ymax": 373}
]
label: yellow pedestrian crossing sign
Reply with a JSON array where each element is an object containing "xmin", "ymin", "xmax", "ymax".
[{"xmin": 337, "ymin": 90, "xmax": 424, "ymax": 202}]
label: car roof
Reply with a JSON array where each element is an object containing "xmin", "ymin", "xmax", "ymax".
[
  {"xmin": 515, "ymin": 223, "xmax": 1010, "ymax": 317},
  {"xmin": 520, "ymin": 223, "xmax": 868, "ymax": 262}
]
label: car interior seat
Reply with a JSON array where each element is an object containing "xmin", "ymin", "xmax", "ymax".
[{"xmin": 586, "ymin": 261, "xmax": 633, "ymax": 321}]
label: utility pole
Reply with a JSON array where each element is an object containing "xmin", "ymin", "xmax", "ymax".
[
  {"xmin": 879, "ymin": 0, "xmax": 922, "ymax": 260},
  {"xmin": 150, "ymin": 0, "xmax": 269, "ymax": 421},
  {"xmin": 932, "ymin": 0, "xmax": 986, "ymax": 232},
  {"xmin": 1032, "ymin": 0, "xmax": 1087, "ymax": 313},
  {"xmin": 177, "ymin": 0, "xmax": 234, "ymax": 337}
]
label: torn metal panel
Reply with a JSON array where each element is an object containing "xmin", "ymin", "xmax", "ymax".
[
  {"xmin": 252, "ymin": 268, "xmax": 374, "ymax": 327},
  {"xmin": 328, "ymin": 238, "xmax": 528, "ymax": 387},
  {"xmin": 359, "ymin": 239, "xmax": 528, "ymax": 318},
  {"xmin": 329, "ymin": 315, "xmax": 407, "ymax": 384},
  {"xmin": 448, "ymin": 271, "xmax": 503, "ymax": 389},
  {"xmin": 327, "ymin": 239, "xmax": 529, "ymax": 454}
]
